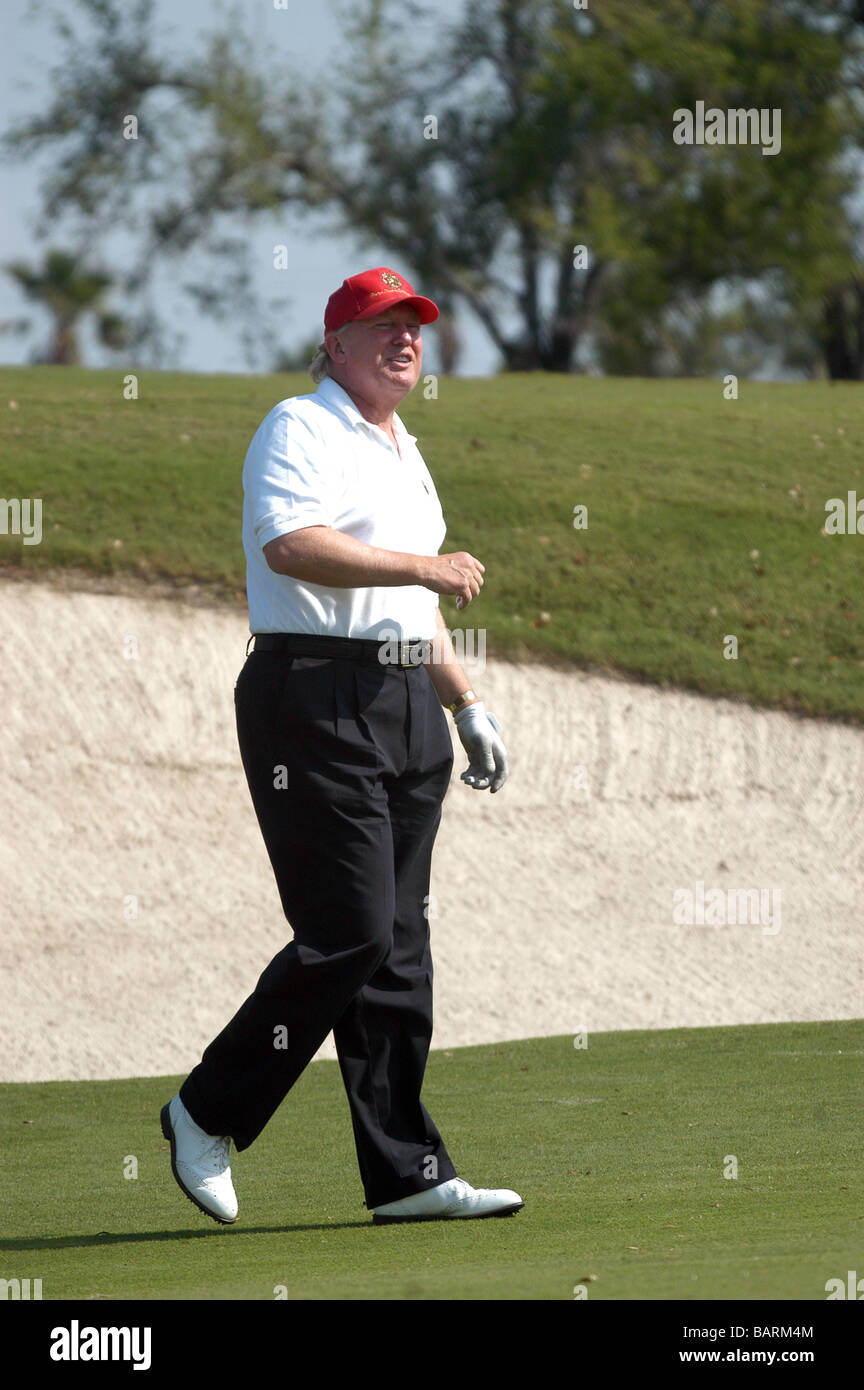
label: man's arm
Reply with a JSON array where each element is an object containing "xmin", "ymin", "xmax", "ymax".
[
  {"xmin": 264, "ymin": 526, "xmax": 421, "ymax": 587},
  {"xmin": 422, "ymin": 606, "xmax": 481, "ymax": 712},
  {"xmin": 424, "ymin": 608, "xmax": 509, "ymax": 793},
  {"xmin": 263, "ymin": 526, "xmax": 485, "ymax": 609}
]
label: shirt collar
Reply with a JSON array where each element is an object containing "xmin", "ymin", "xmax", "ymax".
[{"xmin": 314, "ymin": 375, "xmax": 417, "ymax": 446}]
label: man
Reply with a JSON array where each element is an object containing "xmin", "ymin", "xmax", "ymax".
[{"xmin": 161, "ymin": 266, "xmax": 523, "ymax": 1225}]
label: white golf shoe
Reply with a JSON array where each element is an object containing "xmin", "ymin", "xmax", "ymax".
[
  {"xmin": 373, "ymin": 1176, "xmax": 524, "ymax": 1224},
  {"xmin": 160, "ymin": 1094, "xmax": 238, "ymax": 1225}
]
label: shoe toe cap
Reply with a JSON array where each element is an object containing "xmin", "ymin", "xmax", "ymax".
[
  {"xmin": 176, "ymin": 1164, "xmax": 238, "ymax": 1221},
  {"xmin": 494, "ymin": 1188, "xmax": 523, "ymax": 1204}
]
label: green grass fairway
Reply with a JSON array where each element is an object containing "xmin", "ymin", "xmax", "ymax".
[
  {"xmin": 2, "ymin": 367, "xmax": 864, "ymax": 720},
  {"xmin": 1, "ymin": 1020, "xmax": 861, "ymax": 1301}
]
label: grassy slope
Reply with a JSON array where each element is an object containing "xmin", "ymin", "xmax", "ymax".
[
  {"xmin": 1, "ymin": 1021, "xmax": 861, "ymax": 1301},
  {"xmin": 1, "ymin": 368, "xmax": 864, "ymax": 720}
]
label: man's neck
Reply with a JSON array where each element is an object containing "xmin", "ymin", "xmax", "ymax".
[{"xmin": 327, "ymin": 371, "xmax": 403, "ymax": 434}]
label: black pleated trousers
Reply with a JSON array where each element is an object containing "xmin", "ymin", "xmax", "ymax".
[{"xmin": 179, "ymin": 648, "xmax": 458, "ymax": 1209}]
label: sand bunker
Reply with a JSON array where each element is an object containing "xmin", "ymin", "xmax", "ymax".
[{"xmin": 1, "ymin": 576, "xmax": 861, "ymax": 1082}]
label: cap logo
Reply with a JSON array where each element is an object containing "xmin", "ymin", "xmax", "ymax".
[{"xmin": 381, "ymin": 271, "xmax": 402, "ymax": 289}]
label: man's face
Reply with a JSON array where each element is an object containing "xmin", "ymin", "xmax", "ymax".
[{"xmin": 327, "ymin": 304, "xmax": 423, "ymax": 405}]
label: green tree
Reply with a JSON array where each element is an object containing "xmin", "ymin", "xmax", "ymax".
[
  {"xmin": 4, "ymin": 248, "xmax": 127, "ymax": 364},
  {"xmin": 273, "ymin": 333, "xmax": 322, "ymax": 374},
  {"xmin": 4, "ymin": 0, "xmax": 862, "ymax": 376}
]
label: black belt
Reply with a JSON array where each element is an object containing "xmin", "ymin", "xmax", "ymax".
[{"xmin": 247, "ymin": 632, "xmax": 432, "ymax": 667}]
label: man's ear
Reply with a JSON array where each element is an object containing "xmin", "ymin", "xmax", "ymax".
[{"xmin": 326, "ymin": 323, "xmax": 353, "ymax": 364}]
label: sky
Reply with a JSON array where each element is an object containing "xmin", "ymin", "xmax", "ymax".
[
  {"xmin": 2, "ymin": 3, "xmax": 859, "ymax": 381},
  {"xmin": 0, "ymin": 0, "xmax": 501, "ymax": 376}
]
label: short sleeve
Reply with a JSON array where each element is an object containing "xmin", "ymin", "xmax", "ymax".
[{"xmin": 243, "ymin": 409, "xmax": 335, "ymax": 549}]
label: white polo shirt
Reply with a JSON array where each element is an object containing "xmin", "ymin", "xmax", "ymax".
[{"xmin": 241, "ymin": 376, "xmax": 447, "ymax": 640}]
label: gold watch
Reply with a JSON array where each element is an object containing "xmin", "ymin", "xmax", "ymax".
[{"xmin": 448, "ymin": 689, "xmax": 477, "ymax": 714}]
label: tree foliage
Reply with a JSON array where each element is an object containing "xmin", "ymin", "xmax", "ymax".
[
  {"xmin": 5, "ymin": 0, "xmax": 863, "ymax": 375},
  {"xmin": 4, "ymin": 247, "xmax": 127, "ymax": 364}
]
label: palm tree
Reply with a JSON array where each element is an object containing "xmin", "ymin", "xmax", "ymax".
[{"xmin": 4, "ymin": 248, "xmax": 127, "ymax": 364}]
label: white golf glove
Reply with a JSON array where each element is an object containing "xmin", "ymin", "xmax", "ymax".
[{"xmin": 453, "ymin": 701, "xmax": 509, "ymax": 793}]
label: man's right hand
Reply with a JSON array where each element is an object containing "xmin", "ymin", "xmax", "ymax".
[{"xmin": 421, "ymin": 552, "xmax": 485, "ymax": 609}]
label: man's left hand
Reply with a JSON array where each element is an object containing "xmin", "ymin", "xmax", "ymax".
[{"xmin": 453, "ymin": 702, "xmax": 509, "ymax": 793}]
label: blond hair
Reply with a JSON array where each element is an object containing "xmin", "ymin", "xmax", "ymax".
[
  {"xmin": 309, "ymin": 342, "xmax": 331, "ymax": 383},
  {"xmin": 309, "ymin": 320, "xmax": 356, "ymax": 382}
]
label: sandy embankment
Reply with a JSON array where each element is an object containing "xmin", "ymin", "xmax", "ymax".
[{"xmin": 1, "ymin": 577, "xmax": 861, "ymax": 1083}]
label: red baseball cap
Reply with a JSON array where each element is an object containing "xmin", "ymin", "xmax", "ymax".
[{"xmin": 324, "ymin": 266, "xmax": 439, "ymax": 333}]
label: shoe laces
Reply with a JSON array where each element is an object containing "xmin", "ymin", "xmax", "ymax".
[
  {"xmin": 449, "ymin": 1177, "xmax": 474, "ymax": 1198},
  {"xmin": 200, "ymin": 1134, "xmax": 232, "ymax": 1176}
]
